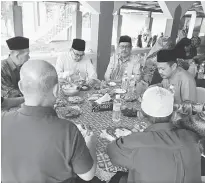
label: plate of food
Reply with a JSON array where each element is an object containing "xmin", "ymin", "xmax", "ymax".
[
  {"xmin": 80, "ymin": 84, "xmax": 91, "ymax": 91},
  {"xmin": 108, "ymin": 82, "xmax": 116, "ymax": 87},
  {"xmin": 54, "ymin": 98, "xmax": 68, "ymax": 109},
  {"xmin": 88, "ymin": 94, "xmax": 103, "ymax": 101},
  {"xmin": 65, "ymin": 106, "xmax": 82, "ymax": 118},
  {"xmin": 122, "ymin": 93, "xmax": 138, "ymax": 102},
  {"xmin": 62, "ymin": 84, "xmax": 80, "ymax": 96},
  {"xmin": 104, "ymin": 127, "xmax": 132, "ymax": 139},
  {"xmin": 68, "ymin": 96, "xmax": 84, "ymax": 104},
  {"xmin": 121, "ymin": 104, "xmax": 139, "ymax": 117},
  {"xmin": 97, "ymin": 88, "xmax": 110, "ymax": 95},
  {"xmin": 56, "ymin": 106, "xmax": 82, "ymax": 119},
  {"xmin": 114, "ymin": 88, "xmax": 126, "ymax": 94}
]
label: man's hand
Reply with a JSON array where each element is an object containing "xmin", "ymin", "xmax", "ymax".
[{"xmin": 84, "ymin": 131, "xmax": 97, "ymax": 148}]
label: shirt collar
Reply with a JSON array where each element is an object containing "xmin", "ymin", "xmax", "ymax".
[
  {"xmin": 169, "ymin": 67, "xmax": 181, "ymax": 80},
  {"xmin": 144, "ymin": 122, "xmax": 174, "ymax": 132},
  {"xmin": 18, "ymin": 105, "xmax": 57, "ymax": 117},
  {"xmin": 7, "ymin": 56, "xmax": 19, "ymax": 71}
]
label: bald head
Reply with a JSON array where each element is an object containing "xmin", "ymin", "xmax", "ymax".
[{"xmin": 20, "ymin": 60, "xmax": 58, "ymax": 95}]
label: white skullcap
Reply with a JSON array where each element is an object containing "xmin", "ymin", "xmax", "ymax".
[{"xmin": 141, "ymin": 86, "xmax": 174, "ymax": 117}]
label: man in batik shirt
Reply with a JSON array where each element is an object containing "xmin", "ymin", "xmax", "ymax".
[
  {"xmin": 1, "ymin": 36, "xmax": 30, "ymax": 98},
  {"xmin": 104, "ymin": 35, "xmax": 142, "ymax": 82}
]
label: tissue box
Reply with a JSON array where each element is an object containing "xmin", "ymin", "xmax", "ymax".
[{"xmin": 92, "ymin": 100, "xmax": 113, "ymax": 112}]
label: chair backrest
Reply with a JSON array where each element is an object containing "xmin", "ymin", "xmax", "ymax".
[{"xmin": 196, "ymin": 87, "xmax": 205, "ymax": 103}]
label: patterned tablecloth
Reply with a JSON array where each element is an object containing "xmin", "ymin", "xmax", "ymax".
[{"xmin": 56, "ymin": 88, "xmax": 149, "ymax": 182}]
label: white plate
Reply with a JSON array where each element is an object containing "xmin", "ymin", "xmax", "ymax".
[
  {"xmin": 114, "ymin": 128, "xmax": 132, "ymax": 138},
  {"xmin": 114, "ymin": 88, "xmax": 126, "ymax": 94},
  {"xmin": 108, "ymin": 82, "xmax": 116, "ymax": 86}
]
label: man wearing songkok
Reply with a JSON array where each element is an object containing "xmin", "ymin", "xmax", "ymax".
[
  {"xmin": 1, "ymin": 36, "xmax": 30, "ymax": 98},
  {"xmin": 56, "ymin": 38, "xmax": 97, "ymax": 84},
  {"xmin": 2, "ymin": 60, "xmax": 97, "ymax": 182},
  {"xmin": 104, "ymin": 35, "xmax": 142, "ymax": 82},
  {"xmin": 107, "ymin": 86, "xmax": 201, "ymax": 183},
  {"xmin": 156, "ymin": 49, "xmax": 197, "ymax": 104},
  {"xmin": 142, "ymin": 36, "xmax": 174, "ymax": 85}
]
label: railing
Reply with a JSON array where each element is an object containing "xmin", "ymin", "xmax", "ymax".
[{"xmin": 35, "ymin": 5, "xmax": 73, "ymax": 43}]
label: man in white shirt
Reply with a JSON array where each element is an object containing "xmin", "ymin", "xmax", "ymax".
[
  {"xmin": 104, "ymin": 35, "xmax": 142, "ymax": 82},
  {"xmin": 56, "ymin": 39, "xmax": 97, "ymax": 84}
]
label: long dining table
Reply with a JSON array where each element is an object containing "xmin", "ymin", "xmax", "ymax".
[{"xmin": 55, "ymin": 85, "xmax": 149, "ymax": 182}]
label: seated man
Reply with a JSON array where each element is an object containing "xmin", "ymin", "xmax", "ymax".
[
  {"xmin": 107, "ymin": 86, "xmax": 201, "ymax": 183},
  {"xmin": 1, "ymin": 96, "xmax": 24, "ymax": 111},
  {"xmin": 56, "ymin": 38, "xmax": 97, "ymax": 84},
  {"xmin": 1, "ymin": 36, "xmax": 30, "ymax": 98},
  {"xmin": 2, "ymin": 60, "xmax": 97, "ymax": 182},
  {"xmin": 156, "ymin": 49, "xmax": 197, "ymax": 104},
  {"xmin": 104, "ymin": 35, "xmax": 142, "ymax": 82}
]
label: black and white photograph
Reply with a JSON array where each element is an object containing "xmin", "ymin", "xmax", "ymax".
[{"xmin": 1, "ymin": 1, "xmax": 205, "ymax": 183}]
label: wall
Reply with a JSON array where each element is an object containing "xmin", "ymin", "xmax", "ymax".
[
  {"xmin": 22, "ymin": 2, "xmax": 36, "ymax": 37},
  {"xmin": 120, "ymin": 13, "xmax": 167, "ymax": 39}
]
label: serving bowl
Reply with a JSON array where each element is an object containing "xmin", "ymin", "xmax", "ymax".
[{"xmin": 62, "ymin": 84, "xmax": 80, "ymax": 96}]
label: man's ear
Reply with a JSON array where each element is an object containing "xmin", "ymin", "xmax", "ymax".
[
  {"xmin": 18, "ymin": 80, "xmax": 24, "ymax": 94},
  {"xmin": 53, "ymin": 84, "xmax": 59, "ymax": 98},
  {"xmin": 172, "ymin": 63, "xmax": 178, "ymax": 70}
]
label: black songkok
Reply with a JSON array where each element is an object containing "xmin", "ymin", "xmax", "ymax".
[
  {"xmin": 119, "ymin": 35, "xmax": 132, "ymax": 45},
  {"xmin": 157, "ymin": 49, "xmax": 177, "ymax": 63},
  {"xmin": 72, "ymin": 39, "xmax": 85, "ymax": 51},
  {"xmin": 6, "ymin": 36, "xmax": 29, "ymax": 50}
]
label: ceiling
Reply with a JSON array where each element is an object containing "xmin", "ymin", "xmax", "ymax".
[
  {"xmin": 46, "ymin": 1, "xmax": 205, "ymax": 17},
  {"xmin": 121, "ymin": 1, "xmax": 204, "ymax": 17}
]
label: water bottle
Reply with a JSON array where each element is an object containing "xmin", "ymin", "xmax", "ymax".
[
  {"xmin": 128, "ymin": 75, "xmax": 136, "ymax": 93},
  {"xmin": 121, "ymin": 71, "xmax": 129, "ymax": 91},
  {"xmin": 112, "ymin": 95, "xmax": 121, "ymax": 123}
]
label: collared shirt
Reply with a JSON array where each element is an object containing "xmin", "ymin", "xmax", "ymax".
[
  {"xmin": 162, "ymin": 67, "xmax": 197, "ymax": 104},
  {"xmin": 1, "ymin": 56, "xmax": 22, "ymax": 98},
  {"xmin": 2, "ymin": 105, "xmax": 93, "ymax": 183},
  {"xmin": 107, "ymin": 123, "xmax": 201, "ymax": 183},
  {"xmin": 104, "ymin": 53, "xmax": 142, "ymax": 81},
  {"xmin": 56, "ymin": 52, "xmax": 97, "ymax": 82}
]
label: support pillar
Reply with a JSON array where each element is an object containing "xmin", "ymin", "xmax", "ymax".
[
  {"xmin": 187, "ymin": 11, "xmax": 197, "ymax": 38},
  {"xmin": 33, "ymin": 2, "xmax": 39, "ymax": 31},
  {"xmin": 145, "ymin": 11, "xmax": 153, "ymax": 32},
  {"xmin": 13, "ymin": 2, "xmax": 23, "ymax": 36},
  {"xmin": 36, "ymin": 2, "xmax": 40, "ymax": 26},
  {"xmin": 96, "ymin": 1, "xmax": 114, "ymax": 80},
  {"xmin": 91, "ymin": 14, "xmax": 100, "ymax": 53},
  {"xmin": 199, "ymin": 18, "xmax": 205, "ymax": 37},
  {"xmin": 164, "ymin": 5, "xmax": 182, "ymax": 44},
  {"xmin": 72, "ymin": 4, "xmax": 82, "ymax": 39},
  {"xmin": 113, "ymin": 9, "xmax": 122, "ymax": 47}
]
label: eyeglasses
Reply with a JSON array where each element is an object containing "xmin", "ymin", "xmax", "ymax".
[
  {"xmin": 119, "ymin": 45, "xmax": 131, "ymax": 50},
  {"xmin": 72, "ymin": 49, "xmax": 84, "ymax": 58}
]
